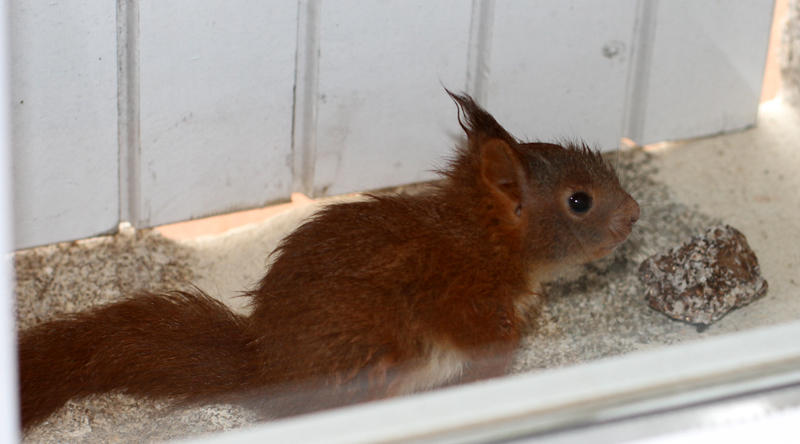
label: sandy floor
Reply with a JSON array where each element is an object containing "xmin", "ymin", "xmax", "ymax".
[{"xmin": 13, "ymin": 99, "xmax": 800, "ymax": 443}]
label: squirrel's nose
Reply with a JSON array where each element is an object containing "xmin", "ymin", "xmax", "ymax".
[{"xmin": 627, "ymin": 197, "xmax": 640, "ymax": 226}]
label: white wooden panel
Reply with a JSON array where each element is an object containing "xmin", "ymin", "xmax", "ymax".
[
  {"xmin": 313, "ymin": 0, "xmax": 471, "ymax": 196},
  {"xmin": 139, "ymin": 0, "xmax": 296, "ymax": 226},
  {"xmin": 489, "ymin": 0, "xmax": 638, "ymax": 150},
  {"xmin": 9, "ymin": 2, "xmax": 119, "ymax": 249},
  {"xmin": 634, "ymin": 0, "xmax": 774, "ymax": 144}
]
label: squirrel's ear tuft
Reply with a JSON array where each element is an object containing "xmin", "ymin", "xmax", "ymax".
[
  {"xmin": 445, "ymin": 89, "xmax": 516, "ymax": 145},
  {"xmin": 480, "ymin": 138, "xmax": 524, "ymax": 209}
]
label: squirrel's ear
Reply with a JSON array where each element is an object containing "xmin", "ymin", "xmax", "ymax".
[
  {"xmin": 445, "ymin": 89, "xmax": 516, "ymax": 144},
  {"xmin": 480, "ymin": 138, "xmax": 524, "ymax": 209}
]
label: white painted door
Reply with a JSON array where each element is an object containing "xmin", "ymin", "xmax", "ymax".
[{"xmin": 9, "ymin": 0, "xmax": 774, "ymax": 249}]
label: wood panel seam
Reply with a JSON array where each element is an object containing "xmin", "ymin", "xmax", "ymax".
[
  {"xmin": 620, "ymin": 0, "xmax": 659, "ymax": 145},
  {"xmin": 466, "ymin": 0, "xmax": 495, "ymax": 106},
  {"xmin": 116, "ymin": 0, "xmax": 143, "ymax": 226},
  {"xmin": 291, "ymin": 0, "xmax": 321, "ymax": 196}
]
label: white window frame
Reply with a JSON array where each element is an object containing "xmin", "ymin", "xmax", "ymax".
[
  {"xmin": 188, "ymin": 321, "xmax": 800, "ymax": 443},
  {"xmin": 0, "ymin": 0, "xmax": 20, "ymax": 440}
]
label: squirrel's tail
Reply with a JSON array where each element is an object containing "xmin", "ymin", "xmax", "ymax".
[{"xmin": 18, "ymin": 290, "xmax": 256, "ymax": 428}]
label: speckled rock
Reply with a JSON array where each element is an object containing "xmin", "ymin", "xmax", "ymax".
[{"xmin": 638, "ymin": 225, "xmax": 769, "ymax": 326}]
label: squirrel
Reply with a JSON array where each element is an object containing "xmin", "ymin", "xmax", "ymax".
[{"xmin": 18, "ymin": 91, "xmax": 640, "ymax": 428}]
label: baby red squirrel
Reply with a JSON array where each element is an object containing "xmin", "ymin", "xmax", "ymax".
[{"xmin": 18, "ymin": 91, "xmax": 640, "ymax": 428}]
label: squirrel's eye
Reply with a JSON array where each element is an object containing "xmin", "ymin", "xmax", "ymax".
[{"xmin": 568, "ymin": 192, "xmax": 592, "ymax": 214}]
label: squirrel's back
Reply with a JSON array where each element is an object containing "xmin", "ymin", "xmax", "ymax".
[{"xmin": 245, "ymin": 192, "xmax": 529, "ymax": 400}]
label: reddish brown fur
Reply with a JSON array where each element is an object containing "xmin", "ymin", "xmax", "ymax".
[{"xmin": 17, "ymin": 91, "xmax": 639, "ymax": 428}]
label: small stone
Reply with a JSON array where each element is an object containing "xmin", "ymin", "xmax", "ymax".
[
  {"xmin": 638, "ymin": 224, "xmax": 768, "ymax": 326},
  {"xmin": 118, "ymin": 221, "xmax": 136, "ymax": 237}
]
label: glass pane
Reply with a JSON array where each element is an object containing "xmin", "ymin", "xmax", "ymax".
[{"xmin": 11, "ymin": 1, "xmax": 797, "ymax": 442}]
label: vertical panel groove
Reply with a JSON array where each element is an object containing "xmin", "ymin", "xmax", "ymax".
[
  {"xmin": 291, "ymin": 0, "xmax": 321, "ymax": 196},
  {"xmin": 117, "ymin": 0, "xmax": 142, "ymax": 226},
  {"xmin": 620, "ymin": 0, "xmax": 658, "ymax": 145},
  {"xmin": 466, "ymin": 0, "xmax": 494, "ymax": 105}
]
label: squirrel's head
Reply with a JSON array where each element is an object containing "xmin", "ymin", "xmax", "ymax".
[{"xmin": 444, "ymin": 90, "xmax": 640, "ymax": 270}]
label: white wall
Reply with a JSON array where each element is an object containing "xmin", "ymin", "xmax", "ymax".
[
  {"xmin": 488, "ymin": 0, "xmax": 638, "ymax": 148},
  {"xmin": 312, "ymin": 0, "xmax": 471, "ymax": 196},
  {"xmin": 630, "ymin": 0, "xmax": 775, "ymax": 143},
  {"xmin": 10, "ymin": 2, "xmax": 119, "ymax": 248},
  {"xmin": 138, "ymin": 0, "xmax": 297, "ymax": 227},
  {"xmin": 8, "ymin": 0, "xmax": 775, "ymax": 249}
]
